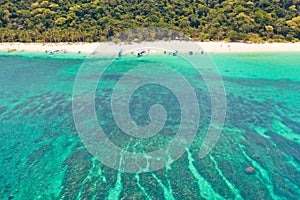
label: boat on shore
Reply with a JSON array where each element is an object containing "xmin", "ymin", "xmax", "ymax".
[
  {"xmin": 50, "ymin": 50, "xmax": 60, "ymax": 54},
  {"xmin": 8, "ymin": 49, "xmax": 17, "ymax": 53},
  {"xmin": 118, "ymin": 50, "xmax": 123, "ymax": 57},
  {"xmin": 172, "ymin": 50, "xmax": 178, "ymax": 56},
  {"xmin": 46, "ymin": 49, "xmax": 67, "ymax": 55},
  {"xmin": 137, "ymin": 50, "xmax": 147, "ymax": 57}
]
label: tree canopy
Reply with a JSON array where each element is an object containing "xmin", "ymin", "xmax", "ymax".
[{"xmin": 0, "ymin": 0, "xmax": 299, "ymax": 42}]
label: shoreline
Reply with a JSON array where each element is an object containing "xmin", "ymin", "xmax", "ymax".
[{"xmin": 1, "ymin": 41, "xmax": 300, "ymax": 55}]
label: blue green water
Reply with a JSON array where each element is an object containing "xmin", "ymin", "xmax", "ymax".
[{"xmin": 0, "ymin": 52, "xmax": 299, "ymax": 199}]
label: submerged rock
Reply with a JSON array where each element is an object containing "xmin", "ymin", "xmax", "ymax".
[{"xmin": 244, "ymin": 166, "xmax": 256, "ymax": 175}]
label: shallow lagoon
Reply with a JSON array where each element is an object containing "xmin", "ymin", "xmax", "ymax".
[{"xmin": 0, "ymin": 52, "xmax": 299, "ymax": 199}]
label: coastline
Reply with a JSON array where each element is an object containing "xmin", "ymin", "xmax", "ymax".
[{"xmin": 1, "ymin": 41, "xmax": 300, "ymax": 55}]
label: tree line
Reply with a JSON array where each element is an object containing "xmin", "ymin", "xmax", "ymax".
[{"xmin": 0, "ymin": 0, "xmax": 299, "ymax": 43}]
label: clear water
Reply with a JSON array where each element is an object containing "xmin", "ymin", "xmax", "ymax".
[{"xmin": 0, "ymin": 52, "xmax": 299, "ymax": 200}]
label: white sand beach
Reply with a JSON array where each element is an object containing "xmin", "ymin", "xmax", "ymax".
[{"xmin": 0, "ymin": 41, "xmax": 300, "ymax": 55}]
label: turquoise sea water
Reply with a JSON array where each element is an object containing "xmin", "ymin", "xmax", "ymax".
[{"xmin": 0, "ymin": 51, "xmax": 299, "ymax": 199}]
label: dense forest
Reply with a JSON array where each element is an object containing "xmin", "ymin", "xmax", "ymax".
[{"xmin": 0, "ymin": 0, "xmax": 299, "ymax": 43}]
